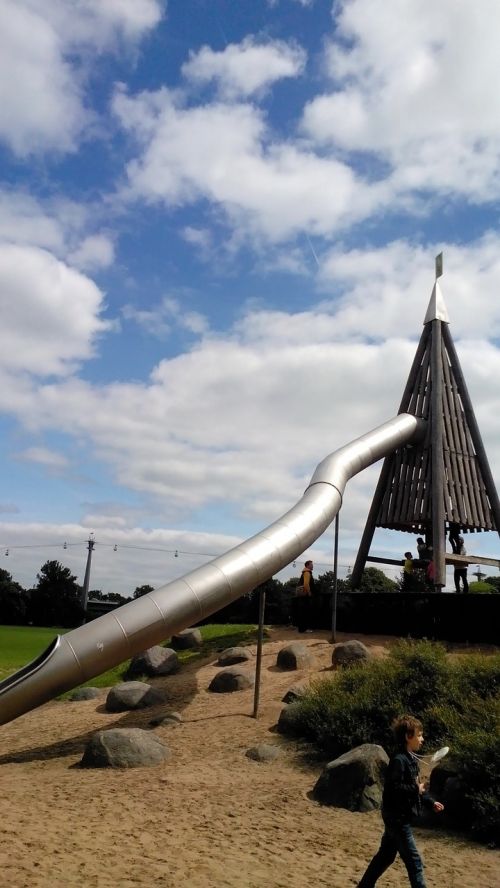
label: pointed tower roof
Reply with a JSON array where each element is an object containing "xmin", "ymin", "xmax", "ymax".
[{"xmin": 423, "ymin": 279, "xmax": 450, "ymax": 324}]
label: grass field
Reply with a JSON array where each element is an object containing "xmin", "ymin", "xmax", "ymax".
[{"xmin": 0, "ymin": 622, "xmax": 263, "ymax": 692}]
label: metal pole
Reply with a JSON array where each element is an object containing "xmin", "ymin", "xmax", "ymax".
[
  {"xmin": 81, "ymin": 535, "xmax": 95, "ymax": 624},
  {"xmin": 252, "ymin": 585, "xmax": 266, "ymax": 718},
  {"xmin": 430, "ymin": 320, "xmax": 446, "ymax": 589},
  {"xmin": 330, "ymin": 513, "xmax": 340, "ymax": 643}
]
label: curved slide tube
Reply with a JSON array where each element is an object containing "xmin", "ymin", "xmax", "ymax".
[{"xmin": 0, "ymin": 413, "xmax": 424, "ymax": 726}]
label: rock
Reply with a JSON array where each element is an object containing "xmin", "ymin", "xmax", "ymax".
[
  {"xmin": 246, "ymin": 744, "xmax": 281, "ymax": 763},
  {"xmin": 70, "ymin": 687, "xmax": 103, "ymax": 701},
  {"xmin": 105, "ymin": 681, "xmax": 167, "ymax": 713},
  {"xmin": 81, "ymin": 728, "xmax": 170, "ymax": 769},
  {"xmin": 171, "ymin": 628, "xmax": 202, "ymax": 650},
  {"xmin": 276, "ymin": 643, "xmax": 314, "ymax": 671},
  {"xmin": 429, "ymin": 759, "xmax": 464, "ymax": 825},
  {"xmin": 281, "ymin": 684, "xmax": 308, "ymax": 704},
  {"xmin": 149, "ymin": 711, "xmax": 183, "ymax": 728},
  {"xmin": 312, "ymin": 743, "xmax": 389, "ymax": 812},
  {"xmin": 208, "ymin": 666, "xmax": 255, "ymax": 693},
  {"xmin": 126, "ymin": 646, "xmax": 179, "ymax": 679},
  {"xmin": 217, "ymin": 646, "xmax": 253, "ymax": 666},
  {"xmin": 276, "ymin": 702, "xmax": 303, "ymax": 736},
  {"xmin": 332, "ymin": 640, "xmax": 370, "ymax": 668}
]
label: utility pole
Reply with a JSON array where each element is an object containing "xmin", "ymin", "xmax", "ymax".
[{"xmin": 81, "ymin": 533, "xmax": 95, "ymax": 624}]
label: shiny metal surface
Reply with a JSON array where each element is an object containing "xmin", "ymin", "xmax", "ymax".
[{"xmin": 0, "ymin": 413, "xmax": 424, "ymax": 726}]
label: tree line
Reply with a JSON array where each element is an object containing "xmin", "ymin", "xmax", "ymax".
[{"xmin": 0, "ymin": 561, "xmax": 150, "ymax": 628}]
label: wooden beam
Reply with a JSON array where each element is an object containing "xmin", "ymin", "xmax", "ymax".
[{"xmin": 445, "ymin": 554, "xmax": 500, "ymax": 568}]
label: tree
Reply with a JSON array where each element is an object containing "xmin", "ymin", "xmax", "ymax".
[
  {"xmin": 316, "ymin": 570, "xmax": 351, "ymax": 596},
  {"xmin": 133, "ymin": 584, "xmax": 154, "ymax": 599},
  {"xmin": 350, "ymin": 566, "xmax": 397, "ymax": 593},
  {"xmin": 28, "ymin": 560, "xmax": 83, "ymax": 628},
  {"xmin": 0, "ymin": 568, "xmax": 27, "ymax": 625},
  {"xmin": 103, "ymin": 592, "xmax": 127, "ymax": 604},
  {"xmin": 468, "ymin": 581, "xmax": 498, "ymax": 594}
]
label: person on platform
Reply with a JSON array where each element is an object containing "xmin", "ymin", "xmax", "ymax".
[
  {"xmin": 402, "ymin": 552, "xmax": 414, "ymax": 591},
  {"xmin": 454, "ymin": 536, "xmax": 469, "ymax": 594},
  {"xmin": 448, "ymin": 522, "xmax": 461, "ymax": 554}
]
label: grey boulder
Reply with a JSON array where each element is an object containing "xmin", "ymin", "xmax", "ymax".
[
  {"xmin": 277, "ymin": 643, "xmax": 314, "ymax": 671},
  {"xmin": 332, "ymin": 640, "xmax": 370, "ymax": 668},
  {"xmin": 217, "ymin": 646, "xmax": 253, "ymax": 666},
  {"xmin": 126, "ymin": 646, "xmax": 179, "ymax": 678},
  {"xmin": 171, "ymin": 628, "xmax": 202, "ymax": 650},
  {"xmin": 105, "ymin": 681, "xmax": 167, "ymax": 713},
  {"xmin": 81, "ymin": 728, "xmax": 170, "ymax": 768},
  {"xmin": 209, "ymin": 666, "xmax": 255, "ymax": 693},
  {"xmin": 246, "ymin": 744, "xmax": 281, "ymax": 763},
  {"xmin": 313, "ymin": 743, "xmax": 388, "ymax": 812}
]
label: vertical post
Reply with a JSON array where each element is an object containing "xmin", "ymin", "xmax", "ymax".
[
  {"xmin": 330, "ymin": 513, "xmax": 340, "ymax": 643},
  {"xmin": 81, "ymin": 534, "xmax": 95, "ymax": 623},
  {"xmin": 252, "ymin": 584, "xmax": 267, "ymax": 718},
  {"xmin": 430, "ymin": 319, "xmax": 446, "ymax": 589}
]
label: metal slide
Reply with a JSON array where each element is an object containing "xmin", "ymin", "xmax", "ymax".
[{"xmin": 0, "ymin": 413, "xmax": 424, "ymax": 726}]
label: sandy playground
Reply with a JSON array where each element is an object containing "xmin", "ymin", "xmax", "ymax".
[{"xmin": 0, "ymin": 628, "xmax": 498, "ymax": 888}]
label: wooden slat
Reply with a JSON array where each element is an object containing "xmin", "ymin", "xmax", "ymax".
[{"xmin": 441, "ymin": 344, "xmax": 477, "ymax": 525}]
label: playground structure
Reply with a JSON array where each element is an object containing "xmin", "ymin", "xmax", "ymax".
[
  {"xmin": 0, "ymin": 258, "xmax": 499, "ymax": 726},
  {"xmin": 352, "ymin": 254, "xmax": 500, "ymax": 588}
]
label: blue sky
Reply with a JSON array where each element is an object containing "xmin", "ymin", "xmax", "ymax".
[{"xmin": 1, "ymin": 0, "xmax": 500, "ymax": 596}]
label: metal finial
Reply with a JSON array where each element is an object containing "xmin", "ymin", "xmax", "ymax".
[{"xmin": 435, "ymin": 252, "xmax": 443, "ymax": 279}]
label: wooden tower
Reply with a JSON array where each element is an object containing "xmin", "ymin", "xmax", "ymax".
[{"xmin": 351, "ymin": 256, "xmax": 500, "ymax": 590}]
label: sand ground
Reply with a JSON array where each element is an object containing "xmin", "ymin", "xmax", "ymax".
[{"xmin": 0, "ymin": 628, "xmax": 498, "ymax": 888}]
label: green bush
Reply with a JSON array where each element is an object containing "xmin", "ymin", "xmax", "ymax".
[
  {"xmin": 290, "ymin": 640, "xmax": 500, "ymax": 842},
  {"xmin": 468, "ymin": 581, "xmax": 497, "ymax": 594}
]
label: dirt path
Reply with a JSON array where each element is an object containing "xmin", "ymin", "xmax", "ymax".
[{"xmin": 0, "ymin": 629, "xmax": 498, "ymax": 888}]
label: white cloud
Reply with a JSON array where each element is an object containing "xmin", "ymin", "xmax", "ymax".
[
  {"xmin": 1, "ymin": 237, "xmax": 500, "ymax": 589},
  {"xmin": 122, "ymin": 294, "xmax": 208, "ymax": 338},
  {"xmin": 17, "ymin": 446, "xmax": 70, "ymax": 470},
  {"xmin": 302, "ymin": 0, "xmax": 500, "ymax": 199},
  {"xmin": 317, "ymin": 234, "xmax": 500, "ymax": 340},
  {"xmin": 182, "ymin": 37, "xmax": 306, "ymax": 99},
  {"xmin": 0, "ymin": 244, "xmax": 111, "ymax": 376},
  {"xmin": 0, "ymin": 190, "xmax": 66, "ymax": 253},
  {"xmin": 0, "ymin": 0, "xmax": 163, "ymax": 156},
  {"xmin": 68, "ymin": 233, "xmax": 115, "ymax": 270},
  {"xmin": 114, "ymin": 88, "xmax": 386, "ymax": 242}
]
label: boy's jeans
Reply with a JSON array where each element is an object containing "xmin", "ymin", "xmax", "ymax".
[{"xmin": 357, "ymin": 822, "xmax": 426, "ymax": 888}]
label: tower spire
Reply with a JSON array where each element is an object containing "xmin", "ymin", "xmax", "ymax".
[{"xmin": 423, "ymin": 252, "xmax": 449, "ymax": 325}]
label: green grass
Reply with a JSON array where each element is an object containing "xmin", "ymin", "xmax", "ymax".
[
  {"xmin": 0, "ymin": 622, "xmax": 266, "ymax": 690},
  {"xmin": 0, "ymin": 625, "xmax": 68, "ymax": 679}
]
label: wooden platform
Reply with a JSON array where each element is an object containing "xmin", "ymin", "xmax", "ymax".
[{"xmin": 366, "ymin": 554, "xmax": 500, "ymax": 569}]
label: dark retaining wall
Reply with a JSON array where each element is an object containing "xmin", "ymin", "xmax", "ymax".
[{"xmin": 203, "ymin": 591, "xmax": 500, "ymax": 645}]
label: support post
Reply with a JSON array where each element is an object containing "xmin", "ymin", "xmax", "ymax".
[
  {"xmin": 252, "ymin": 584, "xmax": 266, "ymax": 718},
  {"xmin": 330, "ymin": 513, "xmax": 340, "ymax": 643},
  {"xmin": 430, "ymin": 321, "xmax": 446, "ymax": 588},
  {"xmin": 81, "ymin": 534, "xmax": 95, "ymax": 624}
]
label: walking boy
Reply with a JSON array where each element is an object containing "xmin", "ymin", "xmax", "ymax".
[{"xmin": 357, "ymin": 715, "xmax": 444, "ymax": 888}]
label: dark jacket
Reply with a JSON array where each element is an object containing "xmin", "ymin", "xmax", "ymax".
[{"xmin": 382, "ymin": 751, "xmax": 433, "ymax": 826}]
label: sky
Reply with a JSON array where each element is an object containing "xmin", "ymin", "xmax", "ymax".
[{"xmin": 1, "ymin": 0, "xmax": 500, "ymax": 597}]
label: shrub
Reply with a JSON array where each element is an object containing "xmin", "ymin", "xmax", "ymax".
[
  {"xmin": 468, "ymin": 581, "xmax": 497, "ymax": 594},
  {"xmin": 289, "ymin": 639, "xmax": 500, "ymax": 842}
]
